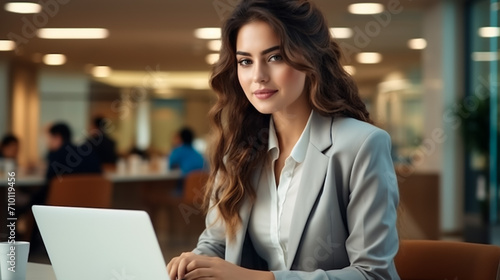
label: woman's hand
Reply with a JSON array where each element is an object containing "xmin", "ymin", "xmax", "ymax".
[{"xmin": 167, "ymin": 252, "xmax": 274, "ymax": 280}]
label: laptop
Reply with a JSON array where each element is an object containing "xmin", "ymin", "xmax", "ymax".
[{"xmin": 32, "ymin": 205, "xmax": 169, "ymax": 280}]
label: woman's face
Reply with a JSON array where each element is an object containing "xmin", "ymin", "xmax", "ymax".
[{"xmin": 236, "ymin": 21, "xmax": 308, "ymax": 116}]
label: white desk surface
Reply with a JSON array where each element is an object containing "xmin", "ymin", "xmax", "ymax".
[
  {"xmin": 26, "ymin": 263, "xmax": 56, "ymax": 280},
  {"xmin": 0, "ymin": 170, "xmax": 182, "ymax": 187}
]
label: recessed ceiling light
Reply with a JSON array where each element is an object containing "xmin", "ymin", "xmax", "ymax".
[
  {"xmin": 92, "ymin": 66, "xmax": 112, "ymax": 78},
  {"xmin": 195, "ymin": 28, "xmax": 221, "ymax": 39},
  {"xmin": 207, "ymin": 40, "xmax": 222, "ymax": 51},
  {"xmin": 206, "ymin": 53, "xmax": 220, "ymax": 65},
  {"xmin": 348, "ymin": 3, "xmax": 384, "ymax": 15},
  {"xmin": 479, "ymin": 27, "xmax": 500, "ymax": 38},
  {"xmin": 408, "ymin": 38, "xmax": 427, "ymax": 50},
  {"xmin": 330, "ymin": 28, "xmax": 353, "ymax": 39},
  {"xmin": 43, "ymin": 54, "xmax": 66, "ymax": 65},
  {"xmin": 343, "ymin": 65, "xmax": 356, "ymax": 75},
  {"xmin": 4, "ymin": 2, "xmax": 41, "ymax": 14},
  {"xmin": 0, "ymin": 40, "xmax": 15, "ymax": 51},
  {"xmin": 37, "ymin": 28, "xmax": 109, "ymax": 39},
  {"xmin": 356, "ymin": 52, "xmax": 382, "ymax": 64},
  {"xmin": 472, "ymin": 52, "xmax": 499, "ymax": 61}
]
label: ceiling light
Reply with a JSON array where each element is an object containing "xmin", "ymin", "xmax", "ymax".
[
  {"xmin": 0, "ymin": 40, "xmax": 15, "ymax": 51},
  {"xmin": 37, "ymin": 28, "xmax": 109, "ymax": 39},
  {"xmin": 356, "ymin": 52, "xmax": 382, "ymax": 64},
  {"xmin": 92, "ymin": 66, "xmax": 112, "ymax": 78},
  {"xmin": 206, "ymin": 53, "xmax": 220, "ymax": 65},
  {"xmin": 195, "ymin": 28, "xmax": 221, "ymax": 39},
  {"xmin": 472, "ymin": 52, "xmax": 499, "ymax": 61},
  {"xmin": 4, "ymin": 2, "xmax": 41, "ymax": 14},
  {"xmin": 408, "ymin": 38, "xmax": 427, "ymax": 50},
  {"xmin": 97, "ymin": 71, "xmax": 211, "ymax": 90},
  {"xmin": 343, "ymin": 65, "xmax": 356, "ymax": 75},
  {"xmin": 330, "ymin": 28, "xmax": 353, "ymax": 39},
  {"xmin": 208, "ymin": 40, "xmax": 222, "ymax": 51},
  {"xmin": 479, "ymin": 27, "xmax": 500, "ymax": 38},
  {"xmin": 348, "ymin": 3, "xmax": 384, "ymax": 15},
  {"xmin": 43, "ymin": 54, "xmax": 66, "ymax": 65}
]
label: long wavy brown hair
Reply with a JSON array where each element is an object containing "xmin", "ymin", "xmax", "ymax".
[{"xmin": 205, "ymin": 0, "xmax": 371, "ymax": 240}]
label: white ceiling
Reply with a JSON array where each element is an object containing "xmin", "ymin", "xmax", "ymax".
[{"xmin": 0, "ymin": 0, "xmax": 435, "ymax": 90}]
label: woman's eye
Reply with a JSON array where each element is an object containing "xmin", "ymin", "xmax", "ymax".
[
  {"xmin": 269, "ymin": 54, "xmax": 283, "ymax": 62},
  {"xmin": 238, "ymin": 59, "xmax": 252, "ymax": 66}
]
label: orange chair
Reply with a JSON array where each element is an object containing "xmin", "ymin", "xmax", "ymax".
[
  {"xmin": 141, "ymin": 170, "xmax": 208, "ymax": 212},
  {"xmin": 395, "ymin": 240, "xmax": 500, "ymax": 280},
  {"xmin": 47, "ymin": 174, "xmax": 113, "ymax": 208},
  {"xmin": 182, "ymin": 170, "xmax": 209, "ymax": 206},
  {"xmin": 101, "ymin": 163, "xmax": 117, "ymax": 173},
  {"xmin": 141, "ymin": 170, "xmax": 208, "ymax": 243},
  {"xmin": 21, "ymin": 174, "xmax": 112, "ymax": 241}
]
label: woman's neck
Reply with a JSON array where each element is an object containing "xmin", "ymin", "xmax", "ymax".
[{"xmin": 272, "ymin": 105, "xmax": 312, "ymax": 151}]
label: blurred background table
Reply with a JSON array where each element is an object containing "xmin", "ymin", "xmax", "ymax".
[
  {"xmin": 0, "ymin": 170, "xmax": 183, "ymax": 242},
  {"xmin": 0, "ymin": 169, "xmax": 182, "ymax": 187}
]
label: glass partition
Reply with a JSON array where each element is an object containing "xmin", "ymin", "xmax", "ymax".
[
  {"xmin": 465, "ymin": 0, "xmax": 499, "ymax": 239},
  {"xmin": 488, "ymin": 0, "xmax": 499, "ymax": 227}
]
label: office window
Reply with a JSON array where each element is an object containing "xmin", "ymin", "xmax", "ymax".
[{"xmin": 465, "ymin": 0, "xmax": 499, "ymax": 226}]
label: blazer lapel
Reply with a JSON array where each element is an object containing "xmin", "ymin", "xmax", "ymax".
[
  {"xmin": 286, "ymin": 111, "xmax": 333, "ymax": 268},
  {"xmin": 225, "ymin": 165, "xmax": 263, "ymax": 264}
]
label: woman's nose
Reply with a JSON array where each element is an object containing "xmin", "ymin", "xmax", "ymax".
[{"xmin": 252, "ymin": 62, "xmax": 269, "ymax": 83}]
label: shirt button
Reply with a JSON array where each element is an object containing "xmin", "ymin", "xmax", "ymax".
[{"xmin": 284, "ymin": 171, "xmax": 291, "ymax": 177}]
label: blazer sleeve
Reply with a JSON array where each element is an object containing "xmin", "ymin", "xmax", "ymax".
[
  {"xmin": 272, "ymin": 129, "xmax": 400, "ymax": 280},
  {"xmin": 192, "ymin": 203, "xmax": 226, "ymax": 258}
]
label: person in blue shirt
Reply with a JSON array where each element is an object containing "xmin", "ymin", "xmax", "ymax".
[
  {"xmin": 169, "ymin": 127, "xmax": 205, "ymax": 197},
  {"xmin": 169, "ymin": 127, "xmax": 205, "ymax": 176}
]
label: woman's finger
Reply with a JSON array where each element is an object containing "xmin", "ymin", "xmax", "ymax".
[
  {"xmin": 166, "ymin": 257, "xmax": 177, "ymax": 273},
  {"xmin": 185, "ymin": 257, "xmax": 212, "ymax": 273},
  {"xmin": 177, "ymin": 255, "xmax": 191, "ymax": 280},
  {"xmin": 168, "ymin": 257, "xmax": 180, "ymax": 280},
  {"xmin": 167, "ymin": 252, "xmax": 212, "ymax": 280},
  {"xmin": 184, "ymin": 268, "xmax": 214, "ymax": 280}
]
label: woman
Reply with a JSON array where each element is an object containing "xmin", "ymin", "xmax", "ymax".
[{"xmin": 167, "ymin": 0, "xmax": 400, "ymax": 279}]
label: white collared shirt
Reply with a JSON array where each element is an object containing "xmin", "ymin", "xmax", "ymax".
[{"xmin": 248, "ymin": 111, "xmax": 313, "ymax": 270}]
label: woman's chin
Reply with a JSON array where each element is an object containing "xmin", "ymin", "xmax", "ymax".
[
  {"xmin": 253, "ymin": 106, "xmax": 277, "ymax": 115},
  {"xmin": 250, "ymin": 101, "xmax": 279, "ymax": 115}
]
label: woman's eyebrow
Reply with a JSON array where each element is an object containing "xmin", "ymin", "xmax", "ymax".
[{"xmin": 236, "ymin": 45, "xmax": 280, "ymax": 56}]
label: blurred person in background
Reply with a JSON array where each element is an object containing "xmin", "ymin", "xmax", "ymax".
[
  {"xmin": 0, "ymin": 134, "xmax": 19, "ymax": 160},
  {"xmin": 129, "ymin": 146, "xmax": 149, "ymax": 160},
  {"xmin": 169, "ymin": 127, "xmax": 205, "ymax": 176},
  {"xmin": 45, "ymin": 122, "xmax": 102, "ymax": 184},
  {"xmin": 169, "ymin": 127, "xmax": 205, "ymax": 197},
  {"xmin": 84, "ymin": 117, "xmax": 118, "ymax": 169}
]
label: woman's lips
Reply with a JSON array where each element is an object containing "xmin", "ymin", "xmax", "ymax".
[{"xmin": 253, "ymin": 89, "xmax": 278, "ymax": 100}]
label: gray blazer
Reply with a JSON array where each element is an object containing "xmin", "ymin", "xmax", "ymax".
[{"xmin": 193, "ymin": 111, "xmax": 400, "ymax": 280}]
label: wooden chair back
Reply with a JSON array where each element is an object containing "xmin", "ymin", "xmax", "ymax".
[
  {"xmin": 395, "ymin": 240, "xmax": 500, "ymax": 280},
  {"xmin": 182, "ymin": 170, "xmax": 209, "ymax": 205},
  {"xmin": 47, "ymin": 174, "xmax": 113, "ymax": 208}
]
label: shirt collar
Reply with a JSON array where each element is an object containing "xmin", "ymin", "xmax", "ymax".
[
  {"xmin": 268, "ymin": 110, "xmax": 313, "ymax": 163},
  {"xmin": 268, "ymin": 118, "xmax": 280, "ymax": 160}
]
